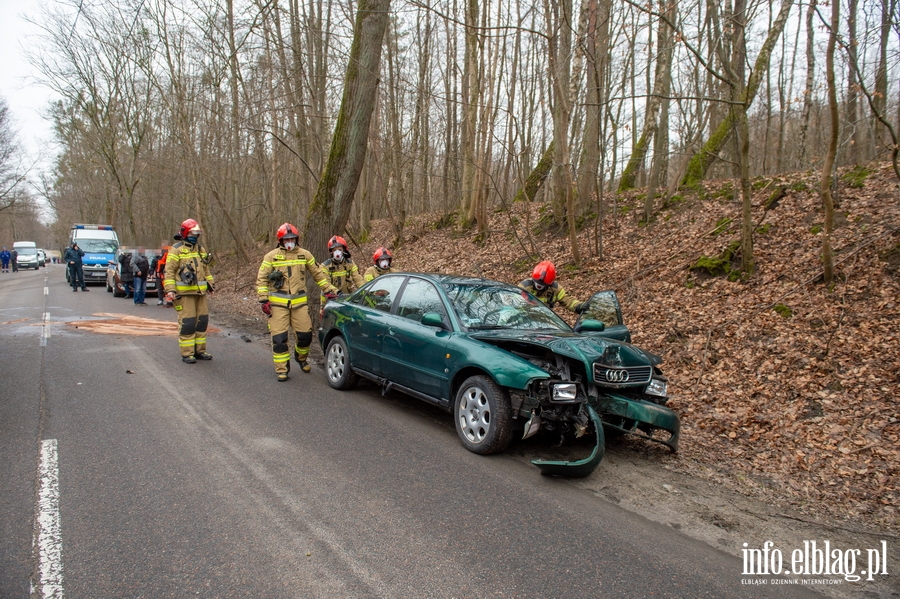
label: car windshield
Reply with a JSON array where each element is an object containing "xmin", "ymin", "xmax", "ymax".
[
  {"xmin": 77, "ymin": 239, "xmax": 119, "ymax": 253},
  {"xmin": 443, "ymin": 283, "xmax": 571, "ymax": 331},
  {"xmin": 17, "ymin": 248, "xmax": 37, "ymax": 256}
]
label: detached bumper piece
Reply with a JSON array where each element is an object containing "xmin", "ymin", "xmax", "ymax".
[
  {"xmin": 532, "ymin": 404, "xmax": 605, "ymax": 478},
  {"xmin": 597, "ymin": 393, "xmax": 680, "ymax": 452}
]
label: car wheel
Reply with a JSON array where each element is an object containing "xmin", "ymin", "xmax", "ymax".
[
  {"xmin": 454, "ymin": 375, "xmax": 512, "ymax": 455},
  {"xmin": 325, "ymin": 336, "xmax": 358, "ymax": 390},
  {"xmin": 113, "ymin": 282, "xmax": 125, "ymax": 298}
]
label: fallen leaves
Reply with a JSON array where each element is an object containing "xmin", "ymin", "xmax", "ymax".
[{"xmin": 210, "ymin": 161, "xmax": 899, "ymax": 533}]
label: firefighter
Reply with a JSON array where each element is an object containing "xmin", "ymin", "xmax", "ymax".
[
  {"xmin": 321, "ymin": 235, "xmax": 364, "ymax": 297},
  {"xmin": 257, "ymin": 223, "xmax": 338, "ymax": 381},
  {"xmin": 364, "ymin": 247, "xmax": 395, "ymax": 281},
  {"xmin": 164, "ymin": 219, "xmax": 215, "ymax": 363},
  {"xmin": 518, "ymin": 260, "xmax": 589, "ymax": 314}
]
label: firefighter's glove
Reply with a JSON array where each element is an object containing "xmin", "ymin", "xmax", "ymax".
[
  {"xmin": 574, "ymin": 302, "xmax": 590, "ymax": 314},
  {"xmin": 165, "ymin": 292, "xmax": 177, "ymax": 303},
  {"xmin": 260, "ymin": 300, "xmax": 272, "ymax": 317},
  {"xmin": 324, "ymin": 291, "xmax": 338, "ymax": 301},
  {"xmin": 206, "ymin": 281, "xmax": 214, "ymax": 293}
]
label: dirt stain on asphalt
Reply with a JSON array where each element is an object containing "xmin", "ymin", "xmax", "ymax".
[
  {"xmin": 1, "ymin": 318, "xmax": 31, "ymax": 325},
  {"xmin": 64, "ymin": 312, "xmax": 221, "ymax": 336}
]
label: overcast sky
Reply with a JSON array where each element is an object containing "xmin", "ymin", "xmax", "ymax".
[{"xmin": 1, "ymin": 0, "xmax": 57, "ymax": 167}]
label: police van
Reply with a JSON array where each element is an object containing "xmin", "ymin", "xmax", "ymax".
[{"xmin": 69, "ymin": 224, "xmax": 120, "ymax": 284}]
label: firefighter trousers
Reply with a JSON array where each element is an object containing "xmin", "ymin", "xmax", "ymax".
[
  {"xmin": 269, "ymin": 305, "xmax": 312, "ymax": 374},
  {"xmin": 174, "ymin": 294, "xmax": 209, "ymax": 357}
]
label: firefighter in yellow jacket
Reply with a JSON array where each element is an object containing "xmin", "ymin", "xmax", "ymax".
[
  {"xmin": 164, "ymin": 219, "xmax": 215, "ymax": 363},
  {"xmin": 364, "ymin": 246, "xmax": 395, "ymax": 281},
  {"xmin": 322, "ymin": 235, "xmax": 364, "ymax": 297},
  {"xmin": 518, "ymin": 260, "xmax": 589, "ymax": 314},
  {"xmin": 257, "ymin": 223, "xmax": 338, "ymax": 381}
]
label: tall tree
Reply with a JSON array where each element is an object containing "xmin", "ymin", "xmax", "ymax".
[
  {"xmin": 821, "ymin": 0, "xmax": 838, "ymax": 286},
  {"xmin": 681, "ymin": 0, "xmax": 794, "ymax": 187},
  {"xmin": 302, "ymin": 0, "xmax": 390, "ymax": 263}
]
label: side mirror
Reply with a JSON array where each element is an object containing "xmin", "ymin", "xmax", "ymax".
[
  {"xmin": 575, "ymin": 319, "xmax": 606, "ymax": 333},
  {"xmin": 421, "ymin": 312, "xmax": 448, "ymax": 330}
]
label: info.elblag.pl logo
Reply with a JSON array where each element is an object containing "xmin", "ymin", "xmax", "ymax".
[{"xmin": 742, "ymin": 540, "xmax": 890, "ymax": 584}]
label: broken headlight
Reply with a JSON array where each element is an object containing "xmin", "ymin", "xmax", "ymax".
[
  {"xmin": 645, "ymin": 377, "xmax": 668, "ymax": 398},
  {"xmin": 551, "ymin": 382, "xmax": 578, "ymax": 403}
]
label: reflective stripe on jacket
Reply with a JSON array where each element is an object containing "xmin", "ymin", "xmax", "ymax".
[
  {"xmin": 256, "ymin": 246, "xmax": 336, "ymax": 307},
  {"xmin": 518, "ymin": 279, "xmax": 580, "ymax": 312},
  {"xmin": 322, "ymin": 258, "xmax": 365, "ymax": 294},
  {"xmin": 164, "ymin": 242, "xmax": 213, "ymax": 295},
  {"xmin": 364, "ymin": 265, "xmax": 394, "ymax": 282}
]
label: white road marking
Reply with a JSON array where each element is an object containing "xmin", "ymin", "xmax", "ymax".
[
  {"xmin": 41, "ymin": 313, "xmax": 51, "ymax": 347},
  {"xmin": 44, "ymin": 287, "xmax": 49, "ymax": 295},
  {"xmin": 36, "ymin": 438, "xmax": 64, "ymax": 598}
]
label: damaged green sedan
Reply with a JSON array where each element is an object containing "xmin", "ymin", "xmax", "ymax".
[{"xmin": 318, "ymin": 274, "xmax": 679, "ymax": 477}]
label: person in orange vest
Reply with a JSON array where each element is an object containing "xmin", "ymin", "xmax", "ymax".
[{"xmin": 150, "ymin": 247, "xmax": 170, "ymax": 305}]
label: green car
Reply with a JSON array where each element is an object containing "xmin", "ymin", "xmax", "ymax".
[{"xmin": 318, "ymin": 274, "xmax": 679, "ymax": 477}]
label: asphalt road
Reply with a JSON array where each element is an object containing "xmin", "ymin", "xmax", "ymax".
[{"xmin": 0, "ymin": 265, "xmax": 825, "ymax": 598}]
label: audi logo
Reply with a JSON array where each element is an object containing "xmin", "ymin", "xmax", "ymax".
[{"xmin": 605, "ymin": 369, "xmax": 630, "ymax": 383}]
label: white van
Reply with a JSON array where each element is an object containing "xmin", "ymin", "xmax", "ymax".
[{"xmin": 13, "ymin": 241, "xmax": 39, "ymax": 270}]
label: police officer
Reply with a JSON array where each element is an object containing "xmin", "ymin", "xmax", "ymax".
[
  {"xmin": 164, "ymin": 219, "xmax": 215, "ymax": 363},
  {"xmin": 322, "ymin": 235, "xmax": 364, "ymax": 296},
  {"xmin": 364, "ymin": 247, "xmax": 395, "ymax": 281},
  {"xmin": 257, "ymin": 223, "xmax": 338, "ymax": 381},
  {"xmin": 519, "ymin": 260, "xmax": 588, "ymax": 314}
]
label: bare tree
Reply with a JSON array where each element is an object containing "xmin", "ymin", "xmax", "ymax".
[
  {"xmin": 302, "ymin": 0, "xmax": 390, "ymax": 263},
  {"xmin": 820, "ymin": 0, "xmax": 838, "ymax": 287}
]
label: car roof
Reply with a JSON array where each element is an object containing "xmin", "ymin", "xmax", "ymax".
[{"xmin": 395, "ymin": 272, "xmax": 520, "ymax": 289}]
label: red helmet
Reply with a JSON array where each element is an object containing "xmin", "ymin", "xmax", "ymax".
[
  {"xmin": 328, "ymin": 235, "xmax": 348, "ymax": 252},
  {"xmin": 276, "ymin": 223, "xmax": 299, "ymax": 241},
  {"xmin": 532, "ymin": 260, "xmax": 556, "ymax": 286},
  {"xmin": 373, "ymin": 247, "xmax": 392, "ymax": 265},
  {"xmin": 179, "ymin": 219, "xmax": 202, "ymax": 239}
]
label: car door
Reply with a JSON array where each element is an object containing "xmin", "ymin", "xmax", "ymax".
[
  {"xmin": 573, "ymin": 290, "xmax": 632, "ymax": 342},
  {"xmin": 380, "ymin": 277, "xmax": 452, "ymax": 403},
  {"xmin": 341, "ymin": 275, "xmax": 406, "ymax": 376}
]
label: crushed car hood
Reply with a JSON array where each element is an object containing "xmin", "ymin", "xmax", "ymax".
[{"xmin": 468, "ymin": 329, "xmax": 661, "ymax": 367}]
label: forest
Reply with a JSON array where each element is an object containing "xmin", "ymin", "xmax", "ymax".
[
  {"xmin": 0, "ymin": 0, "xmax": 897, "ymax": 535},
  {"xmin": 0, "ymin": 0, "xmax": 896, "ymax": 271}
]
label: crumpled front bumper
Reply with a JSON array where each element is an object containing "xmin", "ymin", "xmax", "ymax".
[
  {"xmin": 532, "ymin": 404, "xmax": 605, "ymax": 478},
  {"xmin": 595, "ymin": 393, "xmax": 680, "ymax": 452}
]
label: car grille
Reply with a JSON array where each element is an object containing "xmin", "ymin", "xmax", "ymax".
[{"xmin": 593, "ymin": 364, "xmax": 652, "ymax": 386}]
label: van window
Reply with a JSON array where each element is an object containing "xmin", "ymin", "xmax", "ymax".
[{"xmin": 75, "ymin": 239, "xmax": 118, "ymax": 253}]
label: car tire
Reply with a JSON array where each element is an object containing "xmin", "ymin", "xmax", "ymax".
[
  {"xmin": 112, "ymin": 282, "xmax": 125, "ymax": 298},
  {"xmin": 454, "ymin": 375, "xmax": 513, "ymax": 455},
  {"xmin": 324, "ymin": 336, "xmax": 358, "ymax": 390}
]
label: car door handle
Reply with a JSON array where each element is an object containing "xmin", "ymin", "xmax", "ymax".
[{"xmin": 388, "ymin": 327, "xmax": 395, "ymax": 335}]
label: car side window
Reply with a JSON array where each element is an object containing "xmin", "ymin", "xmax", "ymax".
[
  {"xmin": 357, "ymin": 275, "xmax": 404, "ymax": 313},
  {"xmin": 396, "ymin": 278, "xmax": 448, "ymax": 324}
]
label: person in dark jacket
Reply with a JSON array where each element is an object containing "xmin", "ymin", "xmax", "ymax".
[
  {"xmin": 64, "ymin": 243, "xmax": 88, "ymax": 291},
  {"xmin": 118, "ymin": 251, "xmax": 135, "ymax": 298},
  {"xmin": 132, "ymin": 252, "xmax": 150, "ymax": 305},
  {"xmin": 0, "ymin": 247, "xmax": 10, "ymax": 272},
  {"xmin": 10, "ymin": 249, "xmax": 17, "ymax": 272}
]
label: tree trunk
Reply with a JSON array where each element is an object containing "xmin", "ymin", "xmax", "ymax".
[
  {"xmin": 821, "ymin": 0, "xmax": 838, "ymax": 287},
  {"xmin": 302, "ymin": 0, "xmax": 390, "ymax": 263},
  {"xmin": 681, "ymin": 0, "xmax": 794, "ymax": 187}
]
